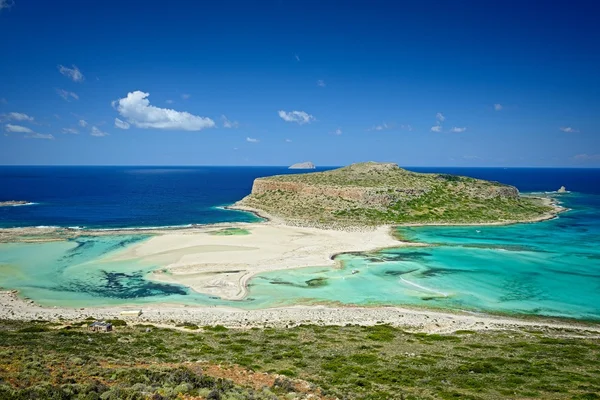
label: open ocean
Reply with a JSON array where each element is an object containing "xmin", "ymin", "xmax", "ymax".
[{"xmin": 1, "ymin": 166, "xmax": 599, "ymax": 320}]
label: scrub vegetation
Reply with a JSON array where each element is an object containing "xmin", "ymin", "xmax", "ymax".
[
  {"xmin": 1, "ymin": 320, "xmax": 599, "ymax": 399},
  {"xmin": 237, "ymin": 162, "xmax": 554, "ymax": 227}
]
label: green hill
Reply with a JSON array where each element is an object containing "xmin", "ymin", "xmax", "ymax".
[{"xmin": 235, "ymin": 162, "xmax": 556, "ymax": 227}]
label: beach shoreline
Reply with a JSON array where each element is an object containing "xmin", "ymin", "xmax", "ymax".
[
  {"xmin": 0, "ymin": 194, "xmax": 573, "ymax": 329},
  {"xmin": 1, "ymin": 290, "xmax": 598, "ymax": 334}
]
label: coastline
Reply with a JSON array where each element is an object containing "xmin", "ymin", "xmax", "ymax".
[
  {"xmin": 1, "ymin": 290, "xmax": 598, "ymax": 334},
  {"xmin": 0, "ymin": 194, "xmax": 575, "ymax": 329}
]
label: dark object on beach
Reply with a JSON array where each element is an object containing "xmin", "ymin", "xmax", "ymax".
[{"xmin": 88, "ymin": 321, "xmax": 113, "ymax": 332}]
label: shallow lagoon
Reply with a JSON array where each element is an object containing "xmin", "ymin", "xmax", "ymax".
[{"xmin": 0, "ymin": 193, "xmax": 599, "ymax": 320}]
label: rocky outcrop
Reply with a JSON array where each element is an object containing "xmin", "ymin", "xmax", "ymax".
[
  {"xmin": 557, "ymin": 186, "xmax": 567, "ymax": 193},
  {"xmin": 0, "ymin": 201, "xmax": 30, "ymax": 207},
  {"xmin": 289, "ymin": 162, "xmax": 315, "ymax": 169}
]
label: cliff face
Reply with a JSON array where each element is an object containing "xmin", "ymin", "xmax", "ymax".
[{"xmin": 236, "ymin": 162, "xmax": 551, "ymax": 227}]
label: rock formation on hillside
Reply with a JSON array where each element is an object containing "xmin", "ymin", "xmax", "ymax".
[
  {"xmin": 235, "ymin": 162, "xmax": 556, "ymax": 227},
  {"xmin": 289, "ymin": 162, "xmax": 316, "ymax": 169}
]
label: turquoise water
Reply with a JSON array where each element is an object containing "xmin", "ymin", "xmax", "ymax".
[{"xmin": 1, "ymin": 193, "xmax": 599, "ymax": 320}]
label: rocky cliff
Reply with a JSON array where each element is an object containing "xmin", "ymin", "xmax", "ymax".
[{"xmin": 235, "ymin": 162, "xmax": 554, "ymax": 227}]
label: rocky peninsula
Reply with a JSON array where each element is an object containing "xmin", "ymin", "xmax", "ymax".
[{"xmin": 235, "ymin": 162, "xmax": 559, "ymax": 228}]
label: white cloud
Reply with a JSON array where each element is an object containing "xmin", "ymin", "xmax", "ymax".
[
  {"xmin": 4, "ymin": 112, "xmax": 33, "ymax": 121},
  {"xmin": 5, "ymin": 124, "xmax": 33, "ymax": 133},
  {"xmin": 573, "ymin": 154, "xmax": 600, "ymax": 161},
  {"xmin": 165, "ymin": 99, "xmax": 174, "ymax": 104},
  {"xmin": 278, "ymin": 110, "xmax": 315, "ymax": 125},
  {"xmin": 0, "ymin": 0, "xmax": 14, "ymax": 11},
  {"xmin": 27, "ymin": 133, "xmax": 54, "ymax": 140},
  {"xmin": 181, "ymin": 94, "xmax": 191, "ymax": 100},
  {"xmin": 5, "ymin": 124, "xmax": 54, "ymax": 139},
  {"xmin": 78, "ymin": 119, "xmax": 88, "ymax": 127},
  {"xmin": 332, "ymin": 128, "xmax": 342, "ymax": 135},
  {"xmin": 294, "ymin": 54, "xmax": 300, "ymax": 62},
  {"xmin": 317, "ymin": 80, "xmax": 326, "ymax": 87},
  {"xmin": 57, "ymin": 89, "xmax": 79, "ymax": 101},
  {"xmin": 369, "ymin": 123, "xmax": 389, "ymax": 131},
  {"xmin": 113, "ymin": 91, "xmax": 215, "ymax": 131},
  {"xmin": 560, "ymin": 127, "xmax": 579, "ymax": 133},
  {"xmin": 450, "ymin": 127, "xmax": 467, "ymax": 133},
  {"xmin": 285, "ymin": 138, "xmax": 292, "ymax": 142},
  {"xmin": 90, "ymin": 126, "xmax": 109, "ymax": 137},
  {"xmin": 62, "ymin": 128, "xmax": 79, "ymax": 134},
  {"xmin": 463, "ymin": 155, "xmax": 481, "ymax": 160},
  {"xmin": 400, "ymin": 124, "xmax": 413, "ymax": 131},
  {"xmin": 430, "ymin": 125, "xmax": 442, "ymax": 132},
  {"xmin": 57, "ymin": 65, "xmax": 84, "ymax": 82},
  {"xmin": 114, "ymin": 118, "xmax": 130, "ymax": 129},
  {"xmin": 494, "ymin": 103, "xmax": 503, "ymax": 111},
  {"xmin": 436, "ymin": 112, "xmax": 445, "ymax": 122},
  {"xmin": 221, "ymin": 115, "xmax": 239, "ymax": 128},
  {"xmin": 246, "ymin": 137, "xmax": 259, "ymax": 143}
]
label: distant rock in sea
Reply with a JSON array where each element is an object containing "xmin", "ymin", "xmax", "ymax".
[
  {"xmin": 557, "ymin": 186, "xmax": 567, "ymax": 193},
  {"xmin": 289, "ymin": 162, "xmax": 316, "ymax": 170},
  {"xmin": 0, "ymin": 200, "xmax": 30, "ymax": 207}
]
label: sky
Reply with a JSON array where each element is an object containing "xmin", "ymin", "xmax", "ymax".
[{"xmin": 0, "ymin": 0, "xmax": 599, "ymax": 167}]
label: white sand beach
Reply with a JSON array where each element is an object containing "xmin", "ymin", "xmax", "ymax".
[{"xmin": 110, "ymin": 222, "xmax": 404, "ymax": 300}]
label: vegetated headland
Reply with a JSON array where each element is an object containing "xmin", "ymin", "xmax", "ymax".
[{"xmin": 234, "ymin": 162, "xmax": 561, "ymax": 229}]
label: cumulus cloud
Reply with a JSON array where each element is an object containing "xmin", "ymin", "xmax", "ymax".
[
  {"xmin": 113, "ymin": 91, "xmax": 215, "ymax": 131},
  {"xmin": 494, "ymin": 103, "xmax": 503, "ymax": 111},
  {"xmin": 62, "ymin": 128, "xmax": 79, "ymax": 134},
  {"xmin": 221, "ymin": 115, "xmax": 239, "ymax": 128},
  {"xmin": 436, "ymin": 112, "xmax": 445, "ymax": 122},
  {"xmin": 78, "ymin": 119, "xmax": 88, "ymax": 127},
  {"xmin": 114, "ymin": 118, "xmax": 130, "ymax": 129},
  {"xmin": 3, "ymin": 112, "xmax": 33, "ymax": 121},
  {"xmin": 332, "ymin": 128, "xmax": 342, "ymax": 135},
  {"xmin": 5, "ymin": 124, "xmax": 33, "ymax": 133},
  {"xmin": 246, "ymin": 137, "xmax": 259, "ymax": 143},
  {"xmin": 90, "ymin": 126, "xmax": 109, "ymax": 137},
  {"xmin": 430, "ymin": 125, "xmax": 442, "ymax": 132},
  {"xmin": 57, "ymin": 65, "xmax": 84, "ymax": 82},
  {"xmin": 278, "ymin": 110, "xmax": 315, "ymax": 125},
  {"xmin": 57, "ymin": 89, "xmax": 79, "ymax": 101},
  {"xmin": 0, "ymin": 0, "xmax": 14, "ymax": 11},
  {"xmin": 450, "ymin": 127, "xmax": 467, "ymax": 133},
  {"xmin": 285, "ymin": 138, "xmax": 292, "ymax": 142},
  {"xmin": 165, "ymin": 99, "xmax": 174, "ymax": 104},
  {"xmin": 560, "ymin": 127, "xmax": 579, "ymax": 133},
  {"xmin": 317, "ymin": 80, "xmax": 326, "ymax": 87}
]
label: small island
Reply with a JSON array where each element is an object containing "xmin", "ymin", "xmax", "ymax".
[
  {"xmin": 288, "ymin": 161, "xmax": 316, "ymax": 169},
  {"xmin": 236, "ymin": 162, "xmax": 559, "ymax": 227},
  {"xmin": 0, "ymin": 200, "xmax": 30, "ymax": 207}
]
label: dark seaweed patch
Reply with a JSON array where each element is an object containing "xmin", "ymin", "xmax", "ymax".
[
  {"xmin": 58, "ymin": 270, "xmax": 187, "ymax": 299},
  {"xmin": 383, "ymin": 268, "xmax": 419, "ymax": 276},
  {"xmin": 305, "ymin": 277, "xmax": 328, "ymax": 287}
]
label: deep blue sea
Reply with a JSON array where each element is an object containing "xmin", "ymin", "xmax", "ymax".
[{"xmin": 1, "ymin": 166, "xmax": 599, "ymax": 320}]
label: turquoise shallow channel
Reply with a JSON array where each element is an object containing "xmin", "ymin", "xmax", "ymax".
[{"xmin": 1, "ymin": 193, "xmax": 599, "ymax": 320}]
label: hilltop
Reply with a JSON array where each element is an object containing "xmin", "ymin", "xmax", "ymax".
[{"xmin": 235, "ymin": 162, "xmax": 557, "ymax": 227}]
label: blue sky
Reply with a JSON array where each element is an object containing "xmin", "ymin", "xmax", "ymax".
[{"xmin": 0, "ymin": 0, "xmax": 599, "ymax": 167}]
